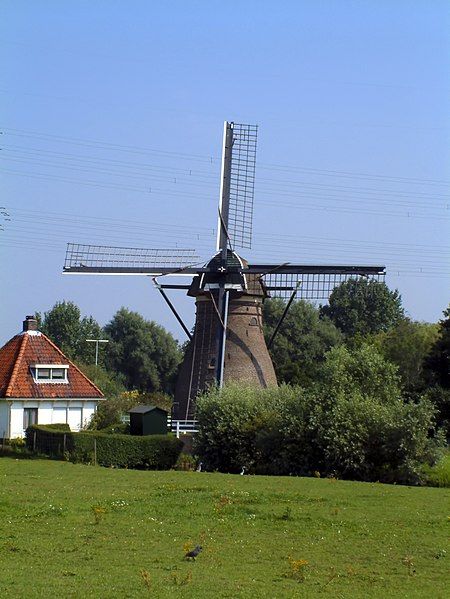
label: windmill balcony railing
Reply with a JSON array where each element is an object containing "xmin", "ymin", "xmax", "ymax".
[{"xmin": 169, "ymin": 419, "xmax": 199, "ymax": 438}]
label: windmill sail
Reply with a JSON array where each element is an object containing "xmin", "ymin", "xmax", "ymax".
[
  {"xmin": 63, "ymin": 243, "xmax": 200, "ymax": 275},
  {"xmin": 246, "ymin": 263, "xmax": 386, "ymax": 300},
  {"xmin": 216, "ymin": 122, "xmax": 258, "ymax": 252}
]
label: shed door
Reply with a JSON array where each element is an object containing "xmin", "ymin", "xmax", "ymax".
[{"xmin": 68, "ymin": 407, "xmax": 82, "ymax": 431}]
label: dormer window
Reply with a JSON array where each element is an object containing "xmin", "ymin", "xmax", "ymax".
[{"xmin": 31, "ymin": 364, "xmax": 69, "ymax": 383}]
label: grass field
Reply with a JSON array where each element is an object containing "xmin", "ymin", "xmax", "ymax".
[{"xmin": 1, "ymin": 458, "xmax": 449, "ymax": 598}]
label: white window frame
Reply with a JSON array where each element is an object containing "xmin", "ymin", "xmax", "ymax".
[{"xmin": 31, "ymin": 364, "xmax": 69, "ymax": 384}]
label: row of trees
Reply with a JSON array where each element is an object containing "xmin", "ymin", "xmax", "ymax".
[
  {"xmin": 36, "ymin": 304, "xmax": 182, "ymax": 396},
  {"xmin": 36, "ymin": 278, "xmax": 450, "ymax": 436},
  {"xmin": 264, "ymin": 280, "xmax": 449, "ymax": 434}
]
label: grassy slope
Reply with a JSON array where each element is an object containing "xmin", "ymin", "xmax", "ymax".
[{"xmin": 0, "ymin": 458, "xmax": 448, "ymax": 598}]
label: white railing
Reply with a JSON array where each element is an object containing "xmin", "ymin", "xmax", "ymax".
[{"xmin": 170, "ymin": 420, "xmax": 198, "ymax": 438}]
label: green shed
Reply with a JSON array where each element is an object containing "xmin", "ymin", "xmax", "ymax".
[{"xmin": 128, "ymin": 405, "xmax": 168, "ymax": 436}]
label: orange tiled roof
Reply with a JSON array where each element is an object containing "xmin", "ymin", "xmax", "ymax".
[{"xmin": 0, "ymin": 331, "xmax": 104, "ymax": 399}]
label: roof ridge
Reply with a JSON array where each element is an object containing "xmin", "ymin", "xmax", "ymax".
[
  {"xmin": 5, "ymin": 334, "xmax": 28, "ymax": 397},
  {"xmin": 39, "ymin": 333, "xmax": 104, "ymax": 397}
]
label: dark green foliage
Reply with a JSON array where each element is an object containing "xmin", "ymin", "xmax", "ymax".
[
  {"xmin": 25, "ymin": 425, "xmax": 183, "ymax": 470},
  {"xmin": 88, "ymin": 390, "xmax": 172, "ymax": 431},
  {"xmin": 373, "ymin": 319, "xmax": 439, "ymax": 393},
  {"xmin": 425, "ymin": 304, "xmax": 450, "ymax": 389},
  {"xmin": 36, "ymin": 301, "xmax": 103, "ymax": 363},
  {"xmin": 321, "ymin": 278, "xmax": 404, "ymax": 336},
  {"xmin": 98, "ymin": 423, "xmax": 130, "ymax": 435},
  {"xmin": 422, "ymin": 386, "xmax": 450, "ymax": 439},
  {"xmin": 77, "ymin": 363, "xmax": 126, "ymax": 399},
  {"xmin": 195, "ymin": 344, "xmax": 443, "ymax": 483},
  {"xmin": 263, "ymin": 298, "xmax": 342, "ymax": 385},
  {"xmin": 104, "ymin": 308, "xmax": 182, "ymax": 394}
]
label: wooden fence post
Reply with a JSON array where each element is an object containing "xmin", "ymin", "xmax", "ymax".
[{"xmin": 33, "ymin": 431, "xmax": 37, "ymax": 452}]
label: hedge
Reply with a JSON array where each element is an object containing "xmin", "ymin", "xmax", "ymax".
[
  {"xmin": 25, "ymin": 425, "xmax": 183, "ymax": 470},
  {"xmin": 39, "ymin": 423, "xmax": 71, "ymax": 432}
]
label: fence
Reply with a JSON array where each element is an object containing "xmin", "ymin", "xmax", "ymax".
[{"xmin": 170, "ymin": 420, "xmax": 198, "ymax": 438}]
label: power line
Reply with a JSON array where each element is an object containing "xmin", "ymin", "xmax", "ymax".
[
  {"xmin": 3, "ymin": 147, "xmax": 449, "ymax": 205},
  {"xmin": 2, "ymin": 168, "xmax": 449, "ymax": 222},
  {"xmin": 2, "ymin": 125, "xmax": 449, "ymax": 186}
]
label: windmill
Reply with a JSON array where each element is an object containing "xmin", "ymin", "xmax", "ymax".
[{"xmin": 63, "ymin": 121, "xmax": 385, "ymax": 420}]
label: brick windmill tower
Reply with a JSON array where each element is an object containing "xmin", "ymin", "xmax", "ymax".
[{"xmin": 63, "ymin": 121, "xmax": 385, "ymax": 420}]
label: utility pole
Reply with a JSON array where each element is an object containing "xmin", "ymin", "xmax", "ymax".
[{"xmin": 86, "ymin": 339, "xmax": 109, "ymax": 367}]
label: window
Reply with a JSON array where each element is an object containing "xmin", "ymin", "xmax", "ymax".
[
  {"xmin": 51, "ymin": 368, "xmax": 66, "ymax": 380},
  {"xmin": 32, "ymin": 365, "xmax": 69, "ymax": 383},
  {"xmin": 23, "ymin": 408, "xmax": 38, "ymax": 429},
  {"xmin": 36, "ymin": 368, "xmax": 51, "ymax": 380}
]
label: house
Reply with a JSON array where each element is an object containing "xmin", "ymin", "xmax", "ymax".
[{"xmin": 0, "ymin": 315, "xmax": 104, "ymax": 439}]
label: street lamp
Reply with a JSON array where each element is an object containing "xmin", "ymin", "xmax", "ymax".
[{"xmin": 86, "ymin": 339, "xmax": 109, "ymax": 366}]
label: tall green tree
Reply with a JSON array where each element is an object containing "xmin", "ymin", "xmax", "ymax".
[
  {"xmin": 104, "ymin": 307, "xmax": 181, "ymax": 394},
  {"xmin": 320, "ymin": 278, "xmax": 404, "ymax": 337},
  {"xmin": 373, "ymin": 319, "xmax": 439, "ymax": 393},
  {"xmin": 319, "ymin": 343, "xmax": 402, "ymax": 404},
  {"xmin": 36, "ymin": 301, "xmax": 103, "ymax": 363},
  {"xmin": 423, "ymin": 305, "xmax": 450, "ymax": 436},
  {"xmin": 263, "ymin": 298, "xmax": 342, "ymax": 386},
  {"xmin": 425, "ymin": 304, "xmax": 450, "ymax": 389}
]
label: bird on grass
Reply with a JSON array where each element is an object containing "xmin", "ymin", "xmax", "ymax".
[
  {"xmin": 185, "ymin": 545, "xmax": 202, "ymax": 561},
  {"xmin": 196, "ymin": 462, "xmax": 203, "ymax": 472},
  {"xmin": 240, "ymin": 466, "xmax": 246, "ymax": 475}
]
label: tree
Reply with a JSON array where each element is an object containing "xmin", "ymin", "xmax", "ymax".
[
  {"xmin": 423, "ymin": 305, "xmax": 450, "ymax": 436},
  {"xmin": 319, "ymin": 343, "xmax": 402, "ymax": 404},
  {"xmin": 425, "ymin": 304, "xmax": 450, "ymax": 389},
  {"xmin": 320, "ymin": 278, "xmax": 404, "ymax": 337},
  {"xmin": 37, "ymin": 301, "xmax": 103, "ymax": 363},
  {"xmin": 373, "ymin": 319, "xmax": 439, "ymax": 393},
  {"xmin": 104, "ymin": 308, "xmax": 181, "ymax": 394},
  {"xmin": 77, "ymin": 363, "xmax": 126, "ymax": 399},
  {"xmin": 263, "ymin": 298, "xmax": 342, "ymax": 386}
]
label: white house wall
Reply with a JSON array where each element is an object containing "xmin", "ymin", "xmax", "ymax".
[
  {"xmin": 5, "ymin": 399, "xmax": 100, "ymax": 439},
  {"xmin": 10, "ymin": 403, "xmax": 26, "ymax": 439}
]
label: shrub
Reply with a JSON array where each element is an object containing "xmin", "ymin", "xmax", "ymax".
[
  {"xmin": 25, "ymin": 426, "xmax": 183, "ymax": 470},
  {"xmin": 195, "ymin": 383, "xmax": 443, "ymax": 483},
  {"xmin": 98, "ymin": 423, "xmax": 130, "ymax": 435},
  {"xmin": 40, "ymin": 423, "xmax": 71, "ymax": 431},
  {"xmin": 420, "ymin": 452, "xmax": 450, "ymax": 488}
]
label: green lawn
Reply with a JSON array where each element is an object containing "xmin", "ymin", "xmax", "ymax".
[{"xmin": 0, "ymin": 458, "xmax": 449, "ymax": 598}]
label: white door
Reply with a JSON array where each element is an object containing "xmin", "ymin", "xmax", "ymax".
[{"xmin": 67, "ymin": 407, "xmax": 82, "ymax": 431}]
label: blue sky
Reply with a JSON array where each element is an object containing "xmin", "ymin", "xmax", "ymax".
[{"xmin": 1, "ymin": 1, "xmax": 449, "ymax": 345}]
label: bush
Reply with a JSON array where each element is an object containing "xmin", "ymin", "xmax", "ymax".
[
  {"xmin": 98, "ymin": 423, "xmax": 130, "ymax": 435},
  {"xmin": 195, "ymin": 383, "xmax": 443, "ymax": 484},
  {"xmin": 40, "ymin": 423, "xmax": 71, "ymax": 431},
  {"xmin": 25, "ymin": 425, "xmax": 183, "ymax": 470},
  {"xmin": 420, "ymin": 452, "xmax": 450, "ymax": 488}
]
